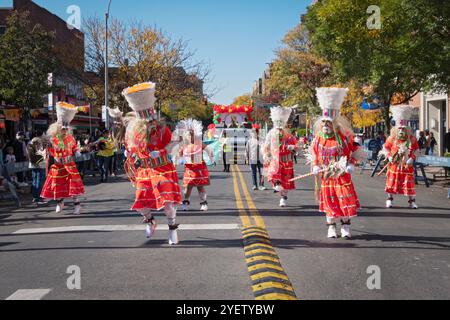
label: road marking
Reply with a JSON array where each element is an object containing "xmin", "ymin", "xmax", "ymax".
[
  {"xmin": 231, "ymin": 165, "xmax": 298, "ymax": 300},
  {"xmin": 13, "ymin": 224, "xmax": 240, "ymax": 235},
  {"xmin": 6, "ymin": 289, "xmax": 52, "ymax": 300}
]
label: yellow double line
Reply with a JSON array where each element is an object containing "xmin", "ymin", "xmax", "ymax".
[{"xmin": 231, "ymin": 165, "xmax": 298, "ymax": 300}]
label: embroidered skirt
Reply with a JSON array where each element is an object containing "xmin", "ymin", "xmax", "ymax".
[
  {"xmin": 267, "ymin": 160, "xmax": 295, "ymax": 190},
  {"xmin": 41, "ymin": 162, "xmax": 85, "ymax": 200},
  {"xmin": 132, "ymin": 163, "xmax": 182, "ymax": 211},
  {"xmin": 183, "ymin": 163, "xmax": 210, "ymax": 187},
  {"xmin": 319, "ymin": 173, "xmax": 360, "ymax": 219},
  {"xmin": 385, "ymin": 164, "xmax": 416, "ymax": 196}
]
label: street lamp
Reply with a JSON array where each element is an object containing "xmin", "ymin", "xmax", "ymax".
[{"xmin": 105, "ymin": 0, "xmax": 112, "ymax": 130}]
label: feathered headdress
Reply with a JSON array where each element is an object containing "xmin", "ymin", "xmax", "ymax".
[
  {"xmin": 270, "ymin": 107, "xmax": 292, "ymax": 128},
  {"xmin": 175, "ymin": 119, "xmax": 203, "ymax": 141},
  {"xmin": 56, "ymin": 102, "xmax": 78, "ymax": 127},
  {"xmin": 316, "ymin": 87, "xmax": 349, "ymax": 121},
  {"xmin": 391, "ymin": 105, "xmax": 416, "ymax": 127},
  {"xmin": 122, "ymin": 82, "xmax": 157, "ymax": 119}
]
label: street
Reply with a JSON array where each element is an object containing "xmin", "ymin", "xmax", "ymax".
[{"xmin": 1, "ymin": 161, "xmax": 449, "ymax": 300}]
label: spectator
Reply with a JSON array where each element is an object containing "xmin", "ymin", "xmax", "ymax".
[
  {"xmin": 445, "ymin": 129, "xmax": 450, "ymax": 153},
  {"xmin": 220, "ymin": 131, "xmax": 231, "ymax": 172},
  {"xmin": 4, "ymin": 146, "xmax": 18, "ymax": 184},
  {"xmin": 245, "ymin": 125, "xmax": 266, "ymax": 191},
  {"xmin": 27, "ymin": 131, "xmax": 47, "ymax": 204},
  {"xmin": 4, "ymin": 132, "xmax": 29, "ymax": 187},
  {"xmin": 418, "ymin": 131, "xmax": 427, "ymax": 155},
  {"xmin": 96, "ymin": 130, "xmax": 115, "ymax": 183},
  {"xmin": 377, "ymin": 131, "xmax": 386, "ymax": 146},
  {"xmin": 425, "ymin": 130, "xmax": 432, "ymax": 155},
  {"xmin": 429, "ymin": 132, "xmax": 437, "ymax": 156}
]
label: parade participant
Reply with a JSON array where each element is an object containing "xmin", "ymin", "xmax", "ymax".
[
  {"xmin": 309, "ymin": 88, "xmax": 364, "ymax": 239},
  {"xmin": 246, "ymin": 124, "xmax": 266, "ymax": 191},
  {"xmin": 122, "ymin": 82, "xmax": 182, "ymax": 245},
  {"xmin": 263, "ymin": 107, "xmax": 298, "ymax": 207},
  {"xmin": 383, "ymin": 105, "xmax": 420, "ymax": 209},
  {"xmin": 41, "ymin": 102, "xmax": 85, "ymax": 214},
  {"xmin": 174, "ymin": 119, "xmax": 212, "ymax": 212}
]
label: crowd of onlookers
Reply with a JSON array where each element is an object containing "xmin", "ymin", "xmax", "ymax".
[{"xmin": 0, "ymin": 129, "xmax": 125, "ymax": 207}]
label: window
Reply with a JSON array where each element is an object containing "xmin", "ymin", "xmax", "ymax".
[{"xmin": 0, "ymin": 25, "xmax": 6, "ymax": 36}]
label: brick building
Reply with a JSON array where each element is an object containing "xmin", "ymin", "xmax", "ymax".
[{"xmin": 0, "ymin": 0, "xmax": 100, "ymax": 137}]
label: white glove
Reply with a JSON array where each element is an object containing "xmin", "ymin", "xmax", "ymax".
[
  {"xmin": 313, "ymin": 166, "xmax": 321, "ymax": 176},
  {"xmin": 150, "ymin": 151, "xmax": 160, "ymax": 159},
  {"xmin": 346, "ymin": 164, "xmax": 355, "ymax": 174},
  {"xmin": 124, "ymin": 150, "xmax": 129, "ymax": 158},
  {"xmin": 406, "ymin": 158, "xmax": 414, "ymax": 166},
  {"xmin": 388, "ymin": 156, "xmax": 393, "ymax": 163}
]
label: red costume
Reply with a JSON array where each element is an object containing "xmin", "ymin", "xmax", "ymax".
[
  {"xmin": 181, "ymin": 144, "xmax": 210, "ymax": 187},
  {"xmin": 312, "ymin": 133, "xmax": 360, "ymax": 219},
  {"xmin": 384, "ymin": 135, "xmax": 419, "ymax": 197},
  {"xmin": 128, "ymin": 125, "xmax": 182, "ymax": 211},
  {"xmin": 41, "ymin": 135, "xmax": 85, "ymax": 200}
]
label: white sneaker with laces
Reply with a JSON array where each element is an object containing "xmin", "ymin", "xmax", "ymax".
[
  {"xmin": 327, "ymin": 225, "xmax": 338, "ymax": 239},
  {"xmin": 409, "ymin": 201, "xmax": 418, "ymax": 209},
  {"xmin": 280, "ymin": 198, "xmax": 288, "ymax": 207},
  {"xmin": 200, "ymin": 204, "xmax": 208, "ymax": 212},
  {"xmin": 259, "ymin": 186, "xmax": 266, "ymax": 191},
  {"xmin": 182, "ymin": 201, "xmax": 190, "ymax": 212}
]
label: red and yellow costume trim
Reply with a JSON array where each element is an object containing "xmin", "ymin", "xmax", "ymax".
[
  {"xmin": 312, "ymin": 133, "xmax": 360, "ymax": 219},
  {"xmin": 41, "ymin": 135, "xmax": 85, "ymax": 200},
  {"xmin": 127, "ymin": 126, "xmax": 182, "ymax": 211},
  {"xmin": 384, "ymin": 136, "xmax": 419, "ymax": 196}
]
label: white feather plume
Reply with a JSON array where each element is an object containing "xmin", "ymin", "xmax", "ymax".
[{"xmin": 316, "ymin": 87, "xmax": 349, "ymax": 111}]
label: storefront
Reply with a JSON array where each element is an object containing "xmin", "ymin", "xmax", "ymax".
[{"xmin": 420, "ymin": 92, "xmax": 449, "ymax": 156}]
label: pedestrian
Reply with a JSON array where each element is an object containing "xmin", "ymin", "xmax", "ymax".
[
  {"xmin": 263, "ymin": 107, "xmax": 298, "ymax": 208},
  {"xmin": 220, "ymin": 131, "xmax": 231, "ymax": 172},
  {"xmin": 4, "ymin": 132, "xmax": 29, "ymax": 187},
  {"xmin": 383, "ymin": 105, "xmax": 419, "ymax": 210},
  {"xmin": 246, "ymin": 124, "xmax": 266, "ymax": 191},
  {"xmin": 41, "ymin": 102, "xmax": 85, "ymax": 215},
  {"xmin": 429, "ymin": 132, "xmax": 437, "ymax": 156},
  {"xmin": 122, "ymin": 82, "xmax": 182, "ymax": 245},
  {"xmin": 310, "ymin": 88, "xmax": 362, "ymax": 239},
  {"xmin": 425, "ymin": 130, "xmax": 432, "ymax": 155},
  {"xmin": 96, "ymin": 130, "xmax": 115, "ymax": 183},
  {"xmin": 27, "ymin": 131, "xmax": 47, "ymax": 205},
  {"xmin": 4, "ymin": 146, "xmax": 18, "ymax": 184},
  {"xmin": 418, "ymin": 131, "xmax": 427, "ymax": 155},
  {"xmin": 175, "ymin": 119, "xmax": 213, "ymax": 212},
  {"xmin": 445, "ymin": 129, "xmax": 450, "ymax": 153}
]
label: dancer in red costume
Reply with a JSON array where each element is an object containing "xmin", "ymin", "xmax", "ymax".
[
  {"xmin": 122, "ymin": 82, "xmax": 182, "ymax": 245},
  {"xmin": 41, "ymin": 102, "xmax": 85, "ymax": 214},
  {"xmin": 309, "ymin": 88, "xmax": 364, "ymax": 239},
  {"xmin": 174, "ymin": 119, "xmax": 213, "ymax": 212},
  {"xmin": 383, "ymin": 105, "xmax": 420, "ymax": 209},
  {"xmin": 263, "ymin": 107, "xmax": 299, "ymax": 207}
]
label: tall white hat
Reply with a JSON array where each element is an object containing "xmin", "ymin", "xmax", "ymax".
[
  {"xmin": 316, "ymin": 87, "xmax": 349, "ymax": 120},
  {"xmin": 175, "ymin": 118, "xmax": 203, "ymax": 140},
  {"xmin": 391, "ymin": 105, "xmax": 416, "ymax": 127},
  {"xmin": 270, "ymin": 107, "xmax": 293, "ymax": 128},
  {"xmin": 122, "ymin": 82, "xmax": 157, "ymax": 119},
  {"xmin": 56, "ymin": 102, "xmax": 78, "ymax": 127}
]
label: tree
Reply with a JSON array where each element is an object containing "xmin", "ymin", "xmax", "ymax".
[
  {"xmin": 232, "ymin": 94, "xmax": 252, "ymax": 106},
  {"xmin": 83, "ymin": 17, "xmax": 211, "ymax": 113},
  {"xmin": 304, "ymin": 0, "xmax": 450, "ymax": 131},
  {"xmin": 265, "ymin": 23, "xmax": 332, "ymax": 115},
  {"xmin": 0, "ymin": 11, "xmax": 56, "ymax": 108}
]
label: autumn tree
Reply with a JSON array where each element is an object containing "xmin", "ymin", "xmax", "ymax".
[{"xmin": 304, "ymin": 0, "xmax": 450, "ymax": 130}]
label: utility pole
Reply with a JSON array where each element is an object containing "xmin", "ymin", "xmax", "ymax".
[{"xmin": 105, "ymin": 0, "xmax": 112, "ymax": 130}]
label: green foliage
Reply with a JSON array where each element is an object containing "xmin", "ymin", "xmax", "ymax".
[
  {"xmin": 0, "ymin": 11, "xmax": 56, "ymax": 108},
  {"xmin": 304, "ymin": 0, "xmax": 450, "ymax": 130}
]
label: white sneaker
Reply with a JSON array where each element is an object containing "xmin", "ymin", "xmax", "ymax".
[
  {"xmin": 56, "ymin": 201, "xmax": 64, "ymax": 213},
  {"xmin": 73, "ymin": 204, "xmax": 81, "ymax": 215},
  {"xmin": 280, "ymin": 198, "xmax": 288, "ymax": 207},
  {"xmin": 259, "ymin": 186, "xmax": 266, "ymax": 191},
  {"xmin": 327, "ymin": 225, "xmax": 338, "ymax": 239},
  {"xmin": 200, "ymin": 204, "xmax": 208, "ymax": 212},
  {"xmin": 145, "ymin": 223, "xmax": 157, "ymax": 239},
  {"xmin": 252, "ymin": 186, "xmax": 257, "ymax": 191},
  {"xmin": 386, "ymin": 199, "xmax": 393, "ymax": 208},
  {"xmin": 169, "ymin": 228, "xmax": 179, "ymax": 245},
  {"xmin": 274, "ymin": 184, "xmax": 283, "ymax": 193},
  {"xmin": 409, "ymin": 201, "xmax": 419, "ymax": 209},
  {"xmin": 341, "ymin": 225, "xmax": 352, "ymax": 239}
]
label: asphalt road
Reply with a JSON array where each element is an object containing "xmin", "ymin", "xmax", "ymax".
[{"xmin": 1, "ymin": 161, "xmax": 449, "ymax": 300}]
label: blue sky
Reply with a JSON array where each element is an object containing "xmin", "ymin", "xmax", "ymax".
[{"xmin": 8, "ymin": 0, "xmax": 310, "ymax": 104}]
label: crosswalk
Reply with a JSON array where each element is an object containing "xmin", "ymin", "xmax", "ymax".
[{"xmin": 6, "ymin": 289, "xmax": 52, "ymax": 300}]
